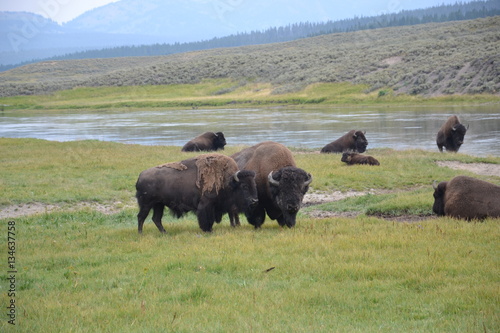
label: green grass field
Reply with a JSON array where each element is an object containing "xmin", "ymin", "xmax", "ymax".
[{"xmin": 0, "ymin": 138, "xmax": 499, "ymax": 332}]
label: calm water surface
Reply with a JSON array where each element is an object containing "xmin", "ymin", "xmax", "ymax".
[{"xmin": 1, "ymin": 106, "xmax": 499, "ymax": 156}]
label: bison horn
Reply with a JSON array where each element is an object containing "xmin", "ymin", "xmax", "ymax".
[
  {"xmin": 268, "ymin": 171, "xmax": 280, "ymax": 186},
  {"xmin": 432, "ymin": 180, "xmax": 438, "ymax": 190},
  {"xmin": 452, "ymin": 125, "xmax": 457, "ymax": 131},
  {"xmin": 304, "ymin": 173, "xmax": 313, "ymax": 186},
  {"xmin": 234, "ymin": 171, "xmax": 241, "ymax": 182}
]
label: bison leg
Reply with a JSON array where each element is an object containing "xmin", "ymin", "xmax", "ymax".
[
  {"xmin": 152, "ymin": 203, "xmax": 167, "ymax": 233},
  {"xmin": 137, "ymin": 204, "xmax": 153, "ymax": 234}
]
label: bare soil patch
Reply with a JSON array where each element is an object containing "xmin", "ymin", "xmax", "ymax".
[
  {"xmin": 436, "ymin": 161, "xmax": 500, "ymax": 177},
  {"xmin": 0, "ymin": 200, "xmax": 135, "ymax": 220}
]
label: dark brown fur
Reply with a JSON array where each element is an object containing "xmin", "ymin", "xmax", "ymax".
[
  {"xmin": 436, "ymin": 115, "xmax": 468, "ymax": 152},
  {"xmin": 321, "ymin": 130, "xmax": 368, "ymax": 153},
  {"xmin": 341, "ymin": 152, "xmax": 380, "ymax": 166},
  {"xmin": 135, "ymin": 153, "xmax": 257, "ymax": 233},
  {"xmin": 231, "ymin": 141, "xmax": 312, "ymax": 228},
  {"xmin": 181, "ymin": 132, "xmax": 226, "ymax": 152},
  {"xmin": 432, "ymin": 176, "xmax": 500, "ymax": 220}
]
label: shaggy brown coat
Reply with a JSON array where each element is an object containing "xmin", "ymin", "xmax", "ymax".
[
  {"xmin": 181, "ymin": 132, "xmax": 226, "ymax": 152},
  {"xmin": 136, "ymin": 153, "xmax": 257, "ymax": 233},
  {"xmin": 436, "ymin": 115, "xmax": 468, "ymax": 152},
  {"xmin": 432, "ymin": 175, "xmax": 500, "ymax": 220},
  {"xmin": 321, "ymin": 130, "xmax": 368, "ymax": 153},
  {"xmin": 231, "ymin": 141, "xmax": 312, "ymax": 228}
]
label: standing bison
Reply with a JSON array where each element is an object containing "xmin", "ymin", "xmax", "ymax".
[
  {"xmin": 436, "ymin": 115, "xmax": 468, "ymax": 152},
  {"xmin": 321, "ymin": 130, "xmax": 368, "ymax": 153},
  {"xmin": 135, "ymin": 153, "xmax": 257, "ymax": 233},
  {"xmin": 181, "ymin": 131, "xmax": 226, "ymax": 152},
  {"xmin": 432, "ymin": 175, "xmax": 500, "ymax": 220},
  {"xmin": 231, "ymin": 141, "xmax": 312, "ymax": 228},
  {"xmin": 341, "ymin": 151, "xmax": 380, "ymax": 166}
]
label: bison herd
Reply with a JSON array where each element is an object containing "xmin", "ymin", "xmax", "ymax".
[{"xmin": 136, "ymin": 115, "xmax": 498, "ymax": 233}]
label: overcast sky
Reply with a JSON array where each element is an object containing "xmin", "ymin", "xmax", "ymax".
[{"xmin": 1, "ymin": 0, "xmax": 462, "ymax": 24}]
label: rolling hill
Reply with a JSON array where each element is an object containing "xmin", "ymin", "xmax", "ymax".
[{"xmin": 1, "ymin": 16, "xmax": 499, "ymax": 97}]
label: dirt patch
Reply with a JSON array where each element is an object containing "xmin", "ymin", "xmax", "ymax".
[
  {"xmin": 0, "ymin": 200, "xmax": 135, "ymax": 220},
  {"xmin": 436, "ymin": 161, "xmax": 500, "ymax": 177}
]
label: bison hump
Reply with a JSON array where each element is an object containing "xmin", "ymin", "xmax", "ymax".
[
  {"xmin": 156, "ymin": 162, "xmax": 188, "ymax": 171},
  {"xmin": 195, "ymin": 153, "xmax": 237, "ymax": 195}
]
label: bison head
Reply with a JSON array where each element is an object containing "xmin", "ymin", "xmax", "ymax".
[
  {"xmin": 353, "ymin": 131, "xmax": 368, "ymax": 153},
  {"xmin": 432, "ymin": 180, "xmax": 447, "ymax": 216},
  {"xmin": 449, "ymin": 124, "xmax": 468, "ymax": 152},
  {"xmin": 231, "ymin": 170, "xmax": 258, "ymax": 214},
  {"xmin": 341, "ymin": 151, "xmax": 354, "ymax": 163},
  {"xmin": 268, "ymin": 166, "xmax": 312, "ymax": 228},
  {"xmin": 214, "ymin": 132, "xmax": 227, "ymax": 150}
]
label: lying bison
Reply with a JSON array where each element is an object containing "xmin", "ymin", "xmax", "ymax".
[
  {"xmin": 341, "ymin": 152, "xmax": 380, "ymax": 166},
  {"xmin": 181, "ymin": 131, "xmax": 226, "ymax": 152},
  {"xmin": 231, "ymin": 141, "xmax": 312, "ymax": 228},
  {"xmin": 135, "ymin": 153, "xmax": 257, "ymax": 233},
  {"xmin": 321, "ymin": 130, "xmax": 368, "ymax": 153},
  {"xmin": 436, "ymin": 115, "xmax": 468, "ymax": 152},
  {"xmin": 432, "ymin": 175, "xmax": 500, "ymax": 220}
]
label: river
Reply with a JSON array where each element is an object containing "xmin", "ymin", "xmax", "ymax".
[{"xmin": 1, "ymin": 106, "xmax": 499, "ymax": 156}]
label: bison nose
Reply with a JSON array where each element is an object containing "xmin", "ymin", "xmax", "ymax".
[{"xmin": 287, "ymin": 204, "xmax": 299, "ymax": 214}]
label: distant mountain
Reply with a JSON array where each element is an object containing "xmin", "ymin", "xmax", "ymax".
[{"xmin": 1, "ymin": 0, "xmax": 498, "ymax": 67}]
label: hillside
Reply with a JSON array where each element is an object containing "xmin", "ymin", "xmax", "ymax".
[{"xmin": 1, "ymin": 16, "xmax": 499, "ymax": 97}]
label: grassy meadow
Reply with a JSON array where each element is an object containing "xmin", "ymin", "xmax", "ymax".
[{"xmin": 1, "ymin": 138, "xmax": 499, "ymax": 332}]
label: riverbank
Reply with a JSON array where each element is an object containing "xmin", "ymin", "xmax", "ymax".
[{"xmin": 1, "ymin": 81, "xmax": 500, "ymax": 112}]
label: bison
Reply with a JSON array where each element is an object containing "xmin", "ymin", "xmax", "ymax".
[
  {"xmin": 181, "ymin": 131, "xmax": 226, "ymax": 152},
  {"xmin": 341, "ymin": 151, "xmax": 380, "ymax": 166},
  {"xmin": 231, "ymin": 141, "xmax": 312, "ymax": 228},
  {"xmin": 135, "ymin": 153, "xmax": 258, "ymax": 233},
  {"xmin": 432, "ymin": 175, "xmax": 500, "ymax": 220},
  {"xmin": 436, "ymin": 115, "xmax": 468, "ymax": 152},
  {"xmin": 321, "ymin": 130, "xmax": 368, "ymax": 153}
]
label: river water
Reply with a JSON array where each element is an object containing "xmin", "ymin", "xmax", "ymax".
[{"xmin": 1, "ymin": 106, "xmax": 499, "ymax": 156}]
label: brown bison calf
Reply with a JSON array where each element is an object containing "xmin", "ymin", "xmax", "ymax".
[
  {"xmin": 432, "ymin": 175, "xmax": 500, "ymax": 220},
  {"xmin": 341, "ymin": 152, "xmax": 380, "ymax": 166}
]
